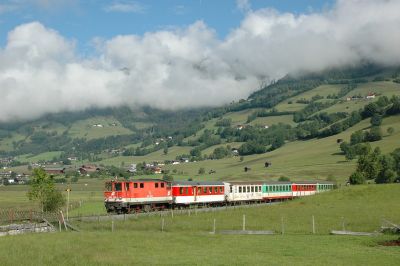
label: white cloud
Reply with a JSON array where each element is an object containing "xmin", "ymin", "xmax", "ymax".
[
  {"xmin": 1, "ymin": 0, "xmax": 400, "ymax": 122},
  {"xmin": 104, "ymin": 1, "xmax": 145, "ymax": 13},
  {"xmin": 236, "ymin": 0, "xmax": 251, "ymax": 13}
]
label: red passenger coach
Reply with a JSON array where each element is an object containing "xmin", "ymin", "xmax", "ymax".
[
  {"xmin": 172, "ymin": 181, "xmax": 225, "ymax": 206},
  {"xmin": 292, "ymin": 181, "xmax": 317, "ymax": 197},
  {"xmin": 104, "ymin": 179, "xmax": 172, "ymax": 213}
]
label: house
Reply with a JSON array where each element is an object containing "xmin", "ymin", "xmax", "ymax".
[
  {"xmin": 366, "ymin": 93, "xmax": 376, "ymax": 99},
  {"xmin": 180, "ymin": 158, "xmax": 189, "ymax": 163},
  {"xmin": 172, "ymin": 161, "xmax": 180, "ymax": 165},
  {"xmin": 264, "ymin": 125, "xmax": 269, "ymax": 129},
  {"xmin": 44, "ymin": 166, "xmax": 66, "ymax": 175},
  {"xmin": 152, "ymin": 167, "xmax": 162, "ymax": 174},
  {"xmin": 127, "ymin": 163, "xmax": 137, "ymax": 173},
  {"xmin": 79, "ymin": 165, "xmax": 100, "ymax": 175},
  {"xmin": 237, "ymin": 125, "xmax": 246, "ymax": 130},
  {"xmin": 231, "ymin": 149, "xmax": 239, "ymax": 156}
]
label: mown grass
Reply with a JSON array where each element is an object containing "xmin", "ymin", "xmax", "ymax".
[
  {"xmin": 0, "ymin": 184, "xmax": 399, "ymax": 265},
  {"xmin": 275, "ymin": 84, "xmax": 342, "ymax": 112},
  {"xmin": 67, "ymin": 116, "xmax": 132, "ymax": 140}
]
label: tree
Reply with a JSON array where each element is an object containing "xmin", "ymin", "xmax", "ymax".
[
  {"xmin": 163, "ymin": 146, "xmax": 168, "ymax": 155},
  {"xmin": 27, "ymin": 168, "xmax": 65, "ymax": 212},
  {"xmin": 349, "ymin": 171, "xmax": 365, "ymax": 185},
  {"xmin": 350, "ymin": 130, "xmax": 364, "ymax": 145},
  {"xmin": 365, "ymin": 127, "xmax": 383, "ymax": 142},
  {"xmin": 370, "ymin": 114, "xmax": 382, "ymax": 127},
  {"xmin": 198, "ymin": 167, "xmax": 205, "ymax": 174}
]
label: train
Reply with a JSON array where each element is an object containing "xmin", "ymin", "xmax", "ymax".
[{"xmin": 104, "ymin": 179, "xmax": 335, "ymax": 214}]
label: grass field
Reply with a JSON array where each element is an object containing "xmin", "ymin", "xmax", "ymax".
[
  {"xmin": 249, "ymin": 114, "xmax": 296, "ymax": 127},
  {"xmin": 67, "ymin": 116, "xmax": 132, "ymax": 140},
  {"xmin": 17, "ymin": 151, "xmax": 63, "ymax": 163},
  {"xmin": 275, "ymin": 84, "xmax": 343, "ymax": 112},
  {"xmin": 0, "ymin": 184, "xmax": 399, "ymax": 265}
]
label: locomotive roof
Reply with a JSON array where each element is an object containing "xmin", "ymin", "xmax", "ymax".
[
  {"xmin": 110, "ymin": 178, "xmax": 167, "ymax": 182},
  {"xmin": 172, "ymin": 181, "xmax": 224, "ymax": 186}
]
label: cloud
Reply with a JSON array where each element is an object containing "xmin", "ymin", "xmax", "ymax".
[
  {"xmin": 236, "ymin": 0, "xmax": 251, "ymax": 13},
  {"xmin": 0, "ymin": 0, "xmax": 79, "ymax": 13},
  {"xmin": 104, "ymin": 1, "xmax": 146, "ymax": 13},
  {"xmin": 1, "ymin": 0, "xmax": 400, "ymax": 122}
]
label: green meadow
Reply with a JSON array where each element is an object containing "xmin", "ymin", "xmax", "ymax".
[{"xmin": 0, "ymin": 184, "xmax": 399, "ymax": 265}]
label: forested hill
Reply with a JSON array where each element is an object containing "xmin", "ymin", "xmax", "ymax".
[{"xmin": 1, "ymin": 63, "xmax": 400, "ymax": 183}]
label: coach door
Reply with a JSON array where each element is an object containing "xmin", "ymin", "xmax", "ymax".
[{"xmin": 193, "ymin": 186, "xmax": 198, "ymax": 202}]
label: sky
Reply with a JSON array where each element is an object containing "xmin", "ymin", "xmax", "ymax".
[{"xmin": 0, "ymin": 0, "xmax": 399, "ymax": 122}]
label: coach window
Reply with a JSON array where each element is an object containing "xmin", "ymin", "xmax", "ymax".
[
  {"xmin": 155, "ymin": 183, "xmax": 159, "ymax": 188},
  {"xmin": 255, "ymin": 186, "xmax": 258, "ymax": 192},
  {"xmin": 230, "ymin": 186, "xmax": 233, "ymax": 193},
  {"xmin": 209, "ymin": 187, "xmax": 212, "ymax": 194},
  {"xmin": 140, "ymin": 183, "xmax": 144, "ymax": 188},
  {"xmin": 214, "ymin": 187, "xmax": 218, "ymax": 193},
  {"xmin": 125, "ymin": 183, "xmax": 130, "ymax": 191},
  {"xmin": 179, "ymin": 187, "xmax": 183, "ymax": 194},
  {"xmin": 115, "ymin": 183, "xmax": 122, "ymax": 191},
  {"xmin": 239, "ymin": 186, "xmax": 242, "ymax": 193},
  {"xmin": 186, "ymin": 187, "xmax": 189, "ymax": 194},
  {"xmin": 203, "ymin": 187, "xmax": 207, "ymax": 194},
  {"xmin": 220, "ymin": 187, "xmax": 223, "ymax": 193},
  {"xmin": 134, "ymin": 183, "xmax": 138, "ymax": 188},
  {"xmin": 251, "ymin": 186, "xmax": 254, "ymax": 192},
  {"xmin": 198, "ymin": 187, "xmax": 201, "ymax": 194}
]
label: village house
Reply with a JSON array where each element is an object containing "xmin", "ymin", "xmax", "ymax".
[
  {"xmin": 44, "ymin": 166, "xmax": 66, "ymax": 175},
  {"xmin": 366, "ymin": 92, "xmax": 376, "ymax": 99},
  {"xmin": 79, "ymin": 164, "xmax": 100, "ymax": 175}
]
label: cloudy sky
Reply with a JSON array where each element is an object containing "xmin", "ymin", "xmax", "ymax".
[{"xmin": 0, "ymin": 0, "xmax": 399, "ymax": 122}]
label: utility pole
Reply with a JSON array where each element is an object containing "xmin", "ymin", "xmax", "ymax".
[{"xmin": 66, "ymin": 187, "xmax": 71, "ymax": 221}]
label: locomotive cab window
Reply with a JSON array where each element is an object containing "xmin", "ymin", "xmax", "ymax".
[
  {"xmin": 125, "ymin": 183, "xmax": 130, "ymax": 191},
  {"xmin": 161, "ymin": 183, "xmax": 165, "ymax": 188},
  {"xmin": 134, "ymin": 183, "xmax": 138, "ymax": 188},
  {"xmin": 114, "ymin": 183, "xmax": 122, "ymax": 191},
  {"xmin": 140, "ymin": 183, "xmax": 144, "ymax": 188},
  {"xmin": 155, "ymin": 183, "xmax": 159, "ymax": 188},
  {"xmin": 105, "ymin": 182, "xmax": 112, "ymax": 191}
]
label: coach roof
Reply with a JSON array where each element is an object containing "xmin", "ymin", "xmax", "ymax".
[{"xmin": 172, "ymin": 181, "xmax": 224, "ymax": 186}]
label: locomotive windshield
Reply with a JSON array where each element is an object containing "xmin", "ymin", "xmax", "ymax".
[{"xmin": 105, "ymin": 182, "xmax": 112, "ymax": 191}]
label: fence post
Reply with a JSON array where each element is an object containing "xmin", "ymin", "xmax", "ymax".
[
  {"xmin": 312, "ymin": 215, "xmax": 315, "ymax": 234},
  {"xmin": 341, "ymin": 217, "xmax": 345, "ymax": 231},
  {"xmin": 243, "ymin": 214, "xmax": 246, "ymax": 231},
  {"xmin": 213, "ymin": 218, "xmax": 216, "ymax": 234},
  {"xmin": 112, "ymin": 217, "xmax": 114, "ymax": 232},
  {"xmin": 281, "ymin": 216, "xmax": 284, "ymax": 235},
  {"xmin": 161, "ymin": 218, "xmax": 165, "ymax": 232}
]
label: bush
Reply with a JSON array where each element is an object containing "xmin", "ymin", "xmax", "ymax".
[
  {"xmin": 349, "ymin": 171, "xmax": 365, "ymax": 184},
  {"xmin": 278, "ymin": 176, "xmax": 290, "ymax": 182}
]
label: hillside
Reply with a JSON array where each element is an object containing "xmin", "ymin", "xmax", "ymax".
[{"xmin": 1, "ymin": 64, "xmax": 400, "ymax": 183}]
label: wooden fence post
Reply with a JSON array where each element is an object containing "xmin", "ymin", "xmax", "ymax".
[{"xmin": 312, "ymin": 215, "xmax": 315, "ymax": 234}]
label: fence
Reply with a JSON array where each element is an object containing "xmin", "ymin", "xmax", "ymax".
[{"xmin": 0, "ymin": 209, "xmax": 59, "ymax": 224}]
